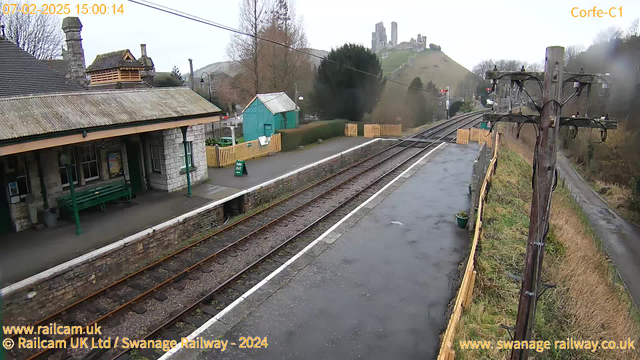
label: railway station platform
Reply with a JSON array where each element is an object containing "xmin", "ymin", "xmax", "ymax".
[
  {"xmin": 164, "ymin": 142, "xmax": 479, "ymax": 360},
  {"xmin": 0, "ymin": 137, "xmax": 374, "ymax": 288}
]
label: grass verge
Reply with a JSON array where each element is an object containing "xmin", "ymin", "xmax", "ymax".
[{"xmin": 453, "ymin": 140, "xmax": 639, "ymax": 359}]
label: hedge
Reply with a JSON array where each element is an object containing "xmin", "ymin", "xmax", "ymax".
[{"xmin": 277, "ymin": 120, "xmax": 347, "ymax": 151}]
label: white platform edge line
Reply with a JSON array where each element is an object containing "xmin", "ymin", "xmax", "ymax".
[
  {"xmin": 1, "ymin": 139, "xmax": 384, "ymax": 297},
  {"xmin": 157, "ymin": 141, "xmax": 445, "ymax": 360}
]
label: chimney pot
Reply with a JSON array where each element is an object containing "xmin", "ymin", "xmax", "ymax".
[{"xmin": 141, "ymin": 44, "xmax": 147, "ymax": 57}]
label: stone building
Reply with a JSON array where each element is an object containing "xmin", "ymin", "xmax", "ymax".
[
  {"xmin": 0, "ymin": 18, "xmax": 219, "ymax": 234},
  {"xmin": 371, "ymin": 22, "xmax": 388, "ymax": 54},
  {"xmin": 391, "ymin": 22, "xmax": 398, "ymax": 47}
]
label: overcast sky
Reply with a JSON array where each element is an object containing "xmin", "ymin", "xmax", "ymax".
[{"xmin": 34, "ymin": 0, "xmax": 640, "ymax": 73}]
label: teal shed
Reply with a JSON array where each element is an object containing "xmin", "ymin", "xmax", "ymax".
[{"xmin": 242, "ymin": 92, "xmax": 299, "ymax": 141}]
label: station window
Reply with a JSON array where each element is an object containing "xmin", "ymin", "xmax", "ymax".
[
  {"xmin": 80, "ymin": 145, "xmax": 100, "ymax": 182},
  {"xmin": 6, "ymin": 156, "xmax": 31, "ymax": 201},
  {"xmin": 58, "ymin": 150, "xmax": 78, "ymax": 188},
  {"xmin": 180, "ymin": 142, "xmax": 193, "ymax": 170},
  {"xmin": 150, "ymin": 145, "xmax": 162, "ymax": 173}
]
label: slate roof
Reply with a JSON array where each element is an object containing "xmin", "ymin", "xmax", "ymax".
[
  {"xmin": 86, "ymin": 50, "xmax": 144, "ymax": 72},
  {"xmin": 42, "ymin": 59, "xmax": 70, "ymax": 77},
  {"xmin": 244, "ymin": 92, "xmax": 298, "ymax": 115},
  {"xmin": 0, "ymin": 39, "xmax": 83, "ymax": 98},
  {"xmin": 0, "ymin": 87, "xmax": 221, "ymax": 142}
]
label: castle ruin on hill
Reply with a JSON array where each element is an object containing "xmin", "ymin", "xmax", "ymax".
[{"xmin": 371, "ymin": 21, "xmax": 427, "ymax": 54}]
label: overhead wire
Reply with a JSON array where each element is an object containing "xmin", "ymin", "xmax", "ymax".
[{"xmin": 127, "ymin": 0, "xmax": 432, "ymax": 93}]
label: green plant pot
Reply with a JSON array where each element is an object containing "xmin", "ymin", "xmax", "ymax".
[{"xmin": 456, "ymin": 215, "xmax": 469, "ymax": 229}]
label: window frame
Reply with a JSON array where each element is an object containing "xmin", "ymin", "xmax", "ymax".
[
  {"xmin": 150, "ymin": 145, "xmax": 162, "ymax": 173},
  {"xmin": 80, "ymin": 145, "xmax": 100, "ymax": 182},
  {"xmin": 179, "ymin": 141, "xmax": 193, "ymax": 170},
  {"xmin": 58, "ymin": 150, "xmax": 78, "ymax": 188}
]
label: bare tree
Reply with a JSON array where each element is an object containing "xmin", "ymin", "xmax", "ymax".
[
  {"xmin": 472, "ymin": 59, "xmax": 494, "ymax": 78},
  {"xmin": 524, "ymin": 62, "xmax": 543, "ymax": 72},
  {"xmin": 627, "ymin": 18, "xmax": 639, "ymax": 38},
  {"xmin": 0, "ymin": 0, "xmax": 63, "ymax": 59},
  {"xmin": 594, "ymin": 26, "xmax": 623, "ymax": 44},
  {"xmin": 260, "ymin": 0, "xmax": 310, "ymax": 96},
  {"xmin": 564, "ymin": 44, "xmax": 584, "ymax": 65},
  {"xmin": 227, "ymin": 0, "xmax": 269, "ymax": 101}
]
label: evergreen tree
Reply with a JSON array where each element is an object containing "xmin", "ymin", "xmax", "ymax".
[
  {"xmin": 313, "ymin": 43, "xmax": 386, "ymax": 121},
  {"xmin": 170, "ymin": 66, "xmax": 183, "ymax": 82}
]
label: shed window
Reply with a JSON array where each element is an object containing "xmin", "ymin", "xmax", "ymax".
[
  {"xmin": 150, "ymin": 145, "xmax": 162, "ymax": 173},
  {"xmin": 58, "ymin": 150, "xmax": 78, "ymax": 187},
  {"xmin": 180, "ymin": 142, "xmax": 193, "ymax": 170},
  {"xmin": 80, "ymin": 145, "xmax": 100, "ymax": 182}
]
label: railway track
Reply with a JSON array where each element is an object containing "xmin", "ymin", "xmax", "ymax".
[{"xmin": 7, "ymin": 111, "xmax": 485, "ymax": 360}]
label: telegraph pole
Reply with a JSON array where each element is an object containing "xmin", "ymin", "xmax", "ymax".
[
  {"xmin": 484, "ymin": 52, "xmax": 617, "ymax": 360},
  {"xmin": 509, "ymin": 46, "xmax": 564, "ymax": 360}
]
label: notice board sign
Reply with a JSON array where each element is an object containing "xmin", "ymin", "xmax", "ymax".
[
  {"xmin": 234, "ymin": 160, "xmax": 248, "ymax": 177},
  {"xmin": 107, "ymin": 151, "xmax": 124, "ymax": 178}
]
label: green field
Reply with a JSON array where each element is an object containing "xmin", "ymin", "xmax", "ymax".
[{"xmin": 381, "ymin": 50, "xmax": 414, "ymax": 74}]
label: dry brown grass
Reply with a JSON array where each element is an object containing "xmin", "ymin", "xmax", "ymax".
[
  {"xmin": 550, "ymin": 196, "xmax": 639, "ymax": 359},
  {"xmin": 503, "ymin": 133, "xmax": 640, "ymax": 358}
]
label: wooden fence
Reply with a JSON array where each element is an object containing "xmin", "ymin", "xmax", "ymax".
[
  {"xmin": 363, "ymin": 124, "xmax": 402, "ymax": 138},
  {"xmin": 380, "ymin": 124, "xmax": 402, "ymax": 136},
  {"xmin": 437, "ymin": 133, "xmax": 499, "ymax": 360},
  {"xmin": 470, "ymin": 128, "xmax": 493, "ymax": 146},
  {"xmin": 206, "ymin": 133, "xmax": 281, "ymax": 168},
  {"xmin": 456, "ymin": 129, "xmax": 469, "ymax": 145},
  {"xmin": 457, "ymin": 128, "xmax": 492, "ymax": 147},
  {"xmin": 345, "ymin": 123, "xmax": 358, "ymax": 137},
  {"xmin": 364, "ymin": 124, "xmax": 381, "ymax": 138}
]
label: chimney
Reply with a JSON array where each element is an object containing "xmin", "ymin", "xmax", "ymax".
[
  {"xmin": 138, "ymin": 43, "xmax": 155, "ymax": 85},
  {"xmin": 61, "ymin": 17, "xmax": 87, "ymax": 87}
]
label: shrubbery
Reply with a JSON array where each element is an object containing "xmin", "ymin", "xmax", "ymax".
[{"xmin": 277, "ymin": 120, "xmax": 346, "ymax": 151}]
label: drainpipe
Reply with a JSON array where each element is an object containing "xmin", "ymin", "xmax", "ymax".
[{"xmin": 180, "ymin": 126, "xmax": 192, "ymax": 197}]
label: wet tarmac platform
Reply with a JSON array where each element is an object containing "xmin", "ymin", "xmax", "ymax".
[{"xmin": 165, "ymin": 142, "xmax": 480, "ymax": 360}]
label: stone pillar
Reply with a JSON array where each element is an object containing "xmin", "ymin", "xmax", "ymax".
[{"xmin": 62, "ymin": 17, "xmax": 87, "ymax": 87}]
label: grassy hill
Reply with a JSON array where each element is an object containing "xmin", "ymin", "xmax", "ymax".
[
  {"xmin": 380, "ymin": 50, "xmax": 414, "ymax": 74},
  {"xmin": 384, "ymin": 49, "xmax": 472, "ymax": 95},
  {"xmin": 370, "ymin": 49, "xmax": 474, "ymax": 124}
]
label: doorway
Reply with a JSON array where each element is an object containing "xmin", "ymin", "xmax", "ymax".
[
  {"xmin": 126, "ymin": 142, "xmax": 143, "ymax": 194},
  {"xmin": 0, "ymin": 167, "xmax": 13, "ymax": 234}
]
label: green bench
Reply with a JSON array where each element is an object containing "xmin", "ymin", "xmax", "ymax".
[{"xmin": 57, "ymin": 180, "xmax": 132, "ymax": 215}]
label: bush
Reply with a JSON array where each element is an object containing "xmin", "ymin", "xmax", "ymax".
[{"xmin": 277, "ymin": 120, "xmax": 346, "ymax": 151}]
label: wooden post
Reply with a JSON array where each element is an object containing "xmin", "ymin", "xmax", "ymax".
[
  {"xmin": 463, "ymin": 270, "xmax": 477, "ymax": 310},
  {"xmin": 510, "ymin": 46, "xmax": 564, "ymax": 360},
  {"xmin": 215, "ymin": 144, "xmax": 221, "ymax": 168}
]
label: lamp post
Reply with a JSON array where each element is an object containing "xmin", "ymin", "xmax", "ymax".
[
  {"xmin": 200, "ymin": 72, "xmax": 212, "ymax": 103},
  {"xmin": 294, "ymin": 82, "xmax": 303, "ymax": 126}
]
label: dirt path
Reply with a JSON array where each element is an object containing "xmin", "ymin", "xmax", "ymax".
[{"xmin": 557, "ymin": 153, "xmax": 640, "ymax": 307}]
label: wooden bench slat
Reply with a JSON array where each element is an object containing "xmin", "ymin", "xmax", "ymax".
[{"xmin": 56, "ymin": 181, "xmax": 131, "ymax": 215}]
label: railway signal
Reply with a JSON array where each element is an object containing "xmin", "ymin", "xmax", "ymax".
[{"xmin": 484, "ymin": 46, "xmax": 617, "ymax": 360}]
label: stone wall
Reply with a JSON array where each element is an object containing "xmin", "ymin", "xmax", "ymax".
[
  {"xmin": 162, "ymin": 125, "xmax": 208, "ymax": 192},
  {"xmin": 2, "ymin": 138, "xmax": 132, "ymax": 232},
  {"xmin": 1, "ymin": 139, "xmax": 392, "ymax": 322},
  {"xmin": 1, "ymin": 203, "xmax": 224, "ymax": 323},
  {"xmin": 244, "ymin": 139, "xmax": 391, "ymax": 210}
]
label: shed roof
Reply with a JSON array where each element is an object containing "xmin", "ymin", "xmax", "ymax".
[
  {"xmin": 86, "ymin": 50, "xmax": 144, "ymax": 72},
  {"xmin": 0, "ymin": 39, "xmax": 83, "ymax": 98},
  {"xmin": 0, "ymin": 87, "xmax": 221, "ymax": 142},
  {"xmin": 245, "ymin": 92, "xmax": 298, "ymax": 115}
]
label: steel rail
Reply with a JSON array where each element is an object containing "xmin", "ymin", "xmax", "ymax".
[
  {"xmin": 108, "ymin": 113, "xmax": 485, "ymax": 360},
  {"xmin": 19, "ymin": 111, "xmax": 480, "ymax": 332},
  {"xmin": 19, "ymin": 112, "xmax": 484, "ymax": 360}
]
